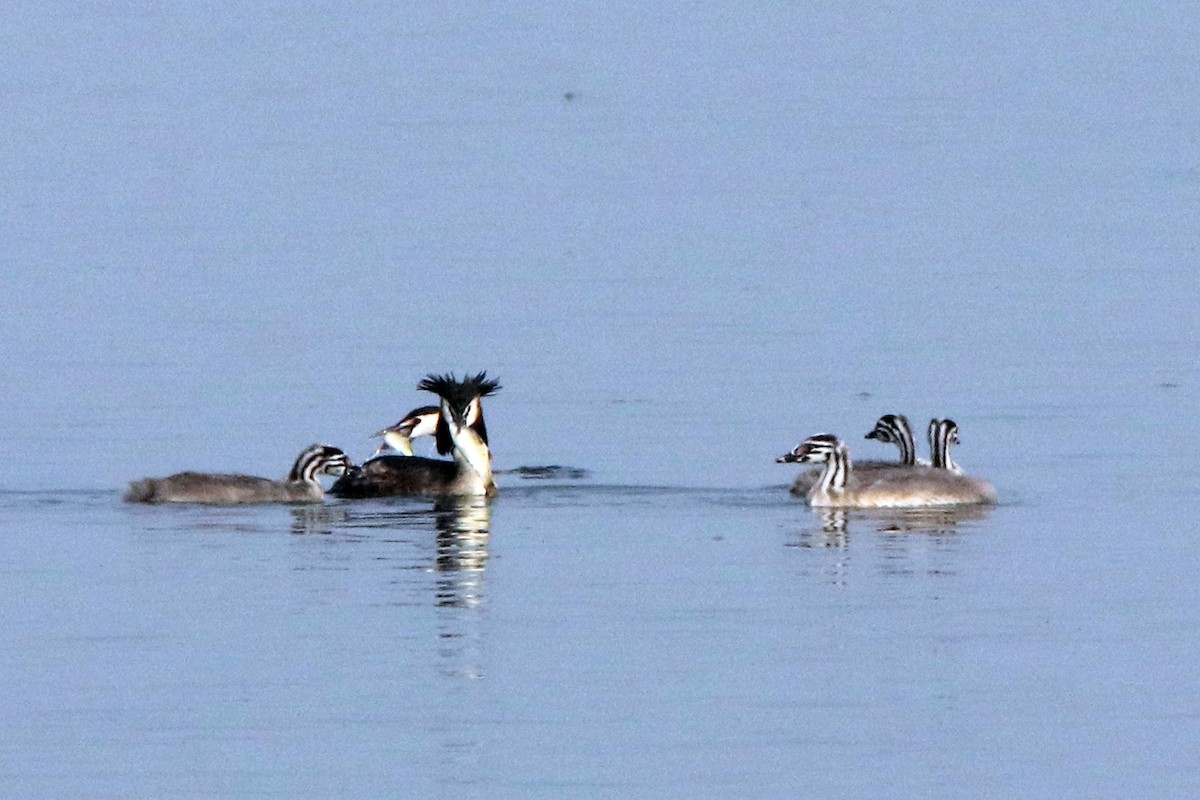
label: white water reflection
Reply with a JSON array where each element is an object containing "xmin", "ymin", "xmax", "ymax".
[{"xmin": 433, "ymin": 498, "xmax": 491, "ymax": 610}]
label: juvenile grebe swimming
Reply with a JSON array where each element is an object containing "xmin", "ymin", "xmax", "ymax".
[
  {"xmin": 331, "ymin": 372, "xmax": 500, "ymax": 498},
  {"xmin": 778, "ymin": 433, "xmax": 995, "ymax": 508},
  {"xmin": 790, "ymin": 413, "xmax": 925, "ymax": 496},
  {"xmin": 124, "ymin": 444, "xmax": 351, "ymax": 505}
]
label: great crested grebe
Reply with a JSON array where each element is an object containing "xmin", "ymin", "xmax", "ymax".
[
  {"xmin": 124, "ymin": 444, "xmax": 351, "ymax": 505},
  {"xmin": 865, "ymin": 413, "xmax": 931, "ymax": 466},
  {"xmin": 789, "ymin": 413, "xmax": 924, "ymax": 496},
  {"xmin": 928, "ymin": 418, "xmax": 967, "ymax": 474},
  {"xmin": 777, "ymin": 433, "xmax": 996, "ymax": 508},
  {"xmin": 370, "ymin": 405, "xmax": 440, "ymax": 457},
  {"xmin": 331, "ymin": 371, "xmax": 500, "ymax": 498}
]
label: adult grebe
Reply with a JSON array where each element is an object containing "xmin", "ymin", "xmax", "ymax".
[{"xmin": 331, "ymin": 372, "xmax": 500, "ymax": 498}]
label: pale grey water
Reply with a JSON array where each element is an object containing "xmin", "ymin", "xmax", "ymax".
[{"xmin": 2, "ymin": 2, "xmax": 1199, "ymax": 797}]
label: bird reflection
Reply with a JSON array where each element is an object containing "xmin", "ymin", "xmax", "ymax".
[
  {"xmin": 431, "ymin": 497, "xmax": 491, "ymax": 694},
  {"xmin": 788, "ymin": 510, "xmax": 849, "ymax": 549},
  {"xmin": 875, "ymin": 505, "xmax": 991, "ymax": 536},
  {"xmin": 789, "ymin": 504, "xmax": 992, "ymax": 547},
  {"xmin": 288, "ymin": 504, "xmax": 349, "ymax": 535},
  {"xmin": 433, "ymin": 497, "xmax": 491, "ymax": 609}
]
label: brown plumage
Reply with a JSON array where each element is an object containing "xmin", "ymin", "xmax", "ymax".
[
  {"xmin": 778, "ymin": 434, "xmax": 995, "ymax": 508},
  {"xmin": 124, "ymin": 445, "xmax": 351, "ymax": 505}
]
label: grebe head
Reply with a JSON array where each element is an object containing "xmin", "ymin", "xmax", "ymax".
[
  {"xmin": 371, "ymin": 405, "xmax": 440, "ymax": 457},
  {"xmin": 865, "ymin": 414, "xmax": 910, "ymax": 444},
  {"xmin": 286, "ymin": 444, "xmax": 353, "ymax": 483},
  {"xmin": 777, "ymin": 433, "xmax": 841, "ymax": 464},
  {"xmin": 418, "ymin": 371, "xmax": 501, "ymax": 454},
  {"xmin": 864, "ymin": 413, "xmax": 918, "ymax": 465},
  {"xmin": 418, "ymin": 372, "xmax": 501, "ymax": 493},
  {"xmin": 943, "ymin": 419, "xmax": 960, "ymax": 446},
  {"xmin": 928, "ymin": 418, "xmax": 962, "ymax": 471}
]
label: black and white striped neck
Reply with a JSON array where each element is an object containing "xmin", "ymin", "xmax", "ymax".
[
  {"xmin": 816, "ymin": 439, "xmax": 851, "ymax": 493},
  {"xmin": 779, "ymin": 433, "xmax": 851, "ymax": 493},
  {"xmin": 287, "ymin": 445, "xmax": 352, "ymax": 484},
  {"xmin": 865, "ymin": 413, "xmax": 917, "ymax": 466},
  {"xmin": 928, "ymin": 419, "xmax": 960, "ymax": 472}
]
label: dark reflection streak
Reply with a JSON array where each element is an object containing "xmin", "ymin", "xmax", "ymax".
[{"xmin": 288, "ymin": 504, "xmax": 349, "ymax": 536}]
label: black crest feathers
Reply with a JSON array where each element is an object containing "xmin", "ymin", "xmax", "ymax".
[
  {"xmin": 418, "ymin": 372, "xmax": 501, "ymax": 455},
  {"xmin": 418, "ymin": 371, "xmax": 501, "ymax": 407}
]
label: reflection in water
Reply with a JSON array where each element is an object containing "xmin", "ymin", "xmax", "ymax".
[
  {"xmin": 288, "ymin": 504, "xmax": 350, "ymax": 536},
  {"xmin": 432, "ymin": 497, "xmax": 491, "ymax": 609},
  {"xmin": 431, "ymin": 496, "xmax": 490, "ymax": 768},
  {"xmin": 785, "ymin": 510, "xmax": 850, "ymax": 549},
  {"xmin": 495, "ymin": 464, "xmax": 589, "ymax": 480},
  {"xmin": 290, "ymin": 495, "xmax": 492, "ymax": 772},
  {"xmin": 788, "ymin": 505, "xmax": 994, "ymax": 549},
  {"xmin": 786, "ymin": 504, "xmax": 995, "ymax": 585},
  {"xmin": 875, "ymin": 505, "xmax": 993, "ymax": 536},
  {"xmin": 303, "ymin": 496, "xmax": 493, "ymax": 610},
  {"xmin": 292, "ymin": 497, "xmax": 493, "ymax": 687}
]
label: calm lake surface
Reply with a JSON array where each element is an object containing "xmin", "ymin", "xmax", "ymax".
[{"xmin": 2, "ymin": 2, "xmax": 1198, "ymax": 797}]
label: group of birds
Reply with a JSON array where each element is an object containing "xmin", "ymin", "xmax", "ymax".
[
  {"xmin": 124, "ymin": 374, "xmax": 995, "ymax": 510},
  {"xmin": 125, "ymin": 372, "xmax": 501, "ymax": 505},
  {"xmin": 777, "ymin": 414, "xmax": 996, "ymax": 507}
]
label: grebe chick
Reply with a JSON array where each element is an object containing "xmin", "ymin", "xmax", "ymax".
[
  {"xmin": 777, "ymin": 434, "xmax": 995, "ymax": 508},
  {"xmin": 370, "ymin": 405, "xmax": 440, "ymax": 457},
  {"xmin": 124, "ymin": 444, "xmax": 351, "ymax": 505},
  {"xmin": 865, "ymin": 414, "xmax": 930, "ymax": 466},
  {"xmin": 928, "ymin": 418, "xmax": 966, "ymax": 474},
  {"xmin": 331, "ymin": 371, "xmax": 500, "ymax": 498},
  {"xmin": 790, "ymin": 413, "xmax": 924, "ymax": 496}
]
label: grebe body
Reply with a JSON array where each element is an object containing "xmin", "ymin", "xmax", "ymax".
[
  {"xmin": 331, "ymin": 372, "xmax": 500, "ymax": 498},
  {"xmin": 778, "ymin": 434, "xmax": 995, "ymax": 508},
  {"xmin": 125, "ymin": 444, "xmax": 351, "ymax": 505}
]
